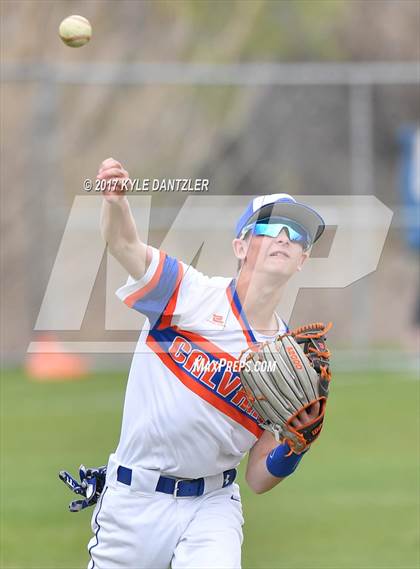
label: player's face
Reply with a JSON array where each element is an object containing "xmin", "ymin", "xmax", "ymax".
[{"xmin": 234, "ymin": 227, "xmax": 309, "ymax": 280}]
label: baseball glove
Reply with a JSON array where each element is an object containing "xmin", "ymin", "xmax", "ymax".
[
  {"xmin": 59, "ymin": 464, "xmax": 107, "ymax": 512},
  {"xmin": 240, "ymin": 322, "xmax": 332, "ymax": 454}
]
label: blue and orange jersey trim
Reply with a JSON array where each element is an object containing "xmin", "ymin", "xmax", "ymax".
[
  {"xmin": 226, "ymin": 279, "xmax": 257, "ymax": 347},
  {"xmin": 123, "ymin": 250, "xmax": 166, "ymax": 308},
  {"xmin": 158, "ymin": 262, "xmax": 184, "ymax": 329},
  {"xmin": 121, "ymin": 251, "xmax": 182, "ymax": 327}
]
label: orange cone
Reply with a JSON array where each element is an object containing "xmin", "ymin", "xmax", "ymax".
[{"xmin": 25, "ymin": 334, "xmax": 88, "ymax": 382}]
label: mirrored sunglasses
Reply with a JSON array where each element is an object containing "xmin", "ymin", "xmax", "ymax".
[{"xmin": 241, "ymin": 217, "xmax": 312, "ymax": 250}]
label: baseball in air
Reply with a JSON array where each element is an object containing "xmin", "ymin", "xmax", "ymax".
[{"xmin": 59, "ymin": 15, "xmax": 92, "ymax": 48}]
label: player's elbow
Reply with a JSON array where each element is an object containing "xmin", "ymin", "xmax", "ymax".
[
  {"xmin": 106, "ymin": 240, "xmax": 131, "ymax": 264},
  {"xmin": 246, "ymin": 480, "xmax": 266, "ymax": 495},
  {"xmin": 106, "ymin": 241, "xmax": 149, "ymax": 281}
]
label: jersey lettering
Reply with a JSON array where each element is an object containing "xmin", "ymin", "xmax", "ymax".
[{"xmin": 150, "ymin": 328, "xmax": 260, "ymax": 429}]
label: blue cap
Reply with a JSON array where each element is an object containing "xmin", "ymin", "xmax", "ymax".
[{"xmin": 236, "ymin": 193, "xmax": 325, "ymax": 244}]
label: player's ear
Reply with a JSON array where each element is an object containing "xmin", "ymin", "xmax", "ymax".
[
  {"xmin": 296, "ymin": 250, "xmax": 310, "ymax": 271},
  {"xmin": 232, "ymin": 238, "xmax": 248, "ymax": 263}
]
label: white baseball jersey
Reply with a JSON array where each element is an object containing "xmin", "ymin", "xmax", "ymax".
[{"xmin": 113, "ymin": 246, "xmax": 287, "ymax": 479}]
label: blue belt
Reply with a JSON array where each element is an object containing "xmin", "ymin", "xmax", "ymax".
[{"xmin": 117, "ymin": 465, "xmax": 236, "ymax": 497}]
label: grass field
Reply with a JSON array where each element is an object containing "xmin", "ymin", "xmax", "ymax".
[{"xmin": 1, "ymin": 369, "xmax": 419, "ymax": 569}]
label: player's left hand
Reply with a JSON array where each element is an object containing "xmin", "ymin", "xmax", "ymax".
[
  {"xmin": 59, "ymin": 465, "xmax": 107, "ymax": 512},
  {"xmin": 240, "ymin": 322, "xmax": 332, "ymax": 454},
  {"xmin": 290, "ymin": 401, "xmax": 321, "ymax": 428}
]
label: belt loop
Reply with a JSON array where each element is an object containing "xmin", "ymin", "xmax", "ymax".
[
  {"xmin": 117, "ymin": 465, "xmax": 132, "ymax": 486},
  {"xmin": 197, "ymin": 477, "xmax": 205, "ymax": 496},
  {"xmin": 222, "ymin": 469, "xmax": 236, "ymax": 487}
]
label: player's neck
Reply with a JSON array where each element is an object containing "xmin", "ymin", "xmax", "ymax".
[{"xmin": 235, "ymin": 270, "xmax": 286, "ymax": 335}]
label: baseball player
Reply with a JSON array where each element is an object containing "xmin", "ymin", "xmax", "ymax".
[{"xmin": 61, "ymin": 157, "xmax": 326, "ymax": 569}]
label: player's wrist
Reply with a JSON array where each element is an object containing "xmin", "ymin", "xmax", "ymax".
[{"xmin": 265, "ymin": 442, "xmax": 307, "ymax": 478}]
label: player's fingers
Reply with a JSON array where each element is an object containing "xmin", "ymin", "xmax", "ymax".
[
  {"xmin": 290, "ymin": 416, "xmax": 303, "ymax": 427},
  {"xmin": 99, "ymin": 157, "xmax": 122, "ymax": 171},
  {"xmin": 97, "ymin": 168, "xmax": 128, "ymax": 180},
  {"xmin": 307, "ymin": 401, "xmax": 320, "ymax": 417},
  {"xmin": 97, "ymin": 164, "xmax": 125, "ymax": 178},
  {"xmin": 298, "ymin": 408, "xmax": 311, "ymax": 423},
  {"xmin": 97, "ymin": 168, "xmax": 127, "ymax": 179},
  {"xmin": 98, "ymin": 160, "xmax": 121, "ymax": 175},
  {"xmin": 291, "ymin": 400, "xmax": 322, "ymax": 428}
]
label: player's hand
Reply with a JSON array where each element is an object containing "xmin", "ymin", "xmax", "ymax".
[
  {"xmin": 97, "ymin": 157, "xmax": 129, "ymax": 202},
  {"xmin": 290, "ymin": 401, "xmax": 321, "ymax": 428},
  {"xmin": 59, "ymin": 465, "xmax": 107, "ymax": 512}
]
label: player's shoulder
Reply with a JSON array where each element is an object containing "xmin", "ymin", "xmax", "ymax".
[{"xmin": 180, "ymin": 261, "xmax": 231, "ymax": 291}]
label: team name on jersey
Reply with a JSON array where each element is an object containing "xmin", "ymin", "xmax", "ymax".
[{"xmin": 147, "ymin": 328, "xmax": 261, "ymax": 424}]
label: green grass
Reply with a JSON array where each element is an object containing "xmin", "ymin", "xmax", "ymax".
[{"xmin": 1, "ymin": 370, "xmax": 419, "ymax": 569}]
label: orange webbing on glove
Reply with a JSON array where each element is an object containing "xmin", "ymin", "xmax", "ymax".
[{"xmin": 290, "ymin": 322, "xmax": 333, "ymax": 383}]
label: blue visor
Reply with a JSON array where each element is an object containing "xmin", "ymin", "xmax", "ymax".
[{"xmin": 241, "ymin": 217, "xmax": 312, "ymax": 250}]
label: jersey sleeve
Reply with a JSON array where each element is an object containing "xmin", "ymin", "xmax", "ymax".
[{"xmin": 115, "ymin": 246, "xmax": 204, "ymax": 328}]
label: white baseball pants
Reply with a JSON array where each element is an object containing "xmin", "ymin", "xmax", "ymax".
[{"xmin": 86, "ymin": 478, "xmax": 244, "ymax": 568}]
